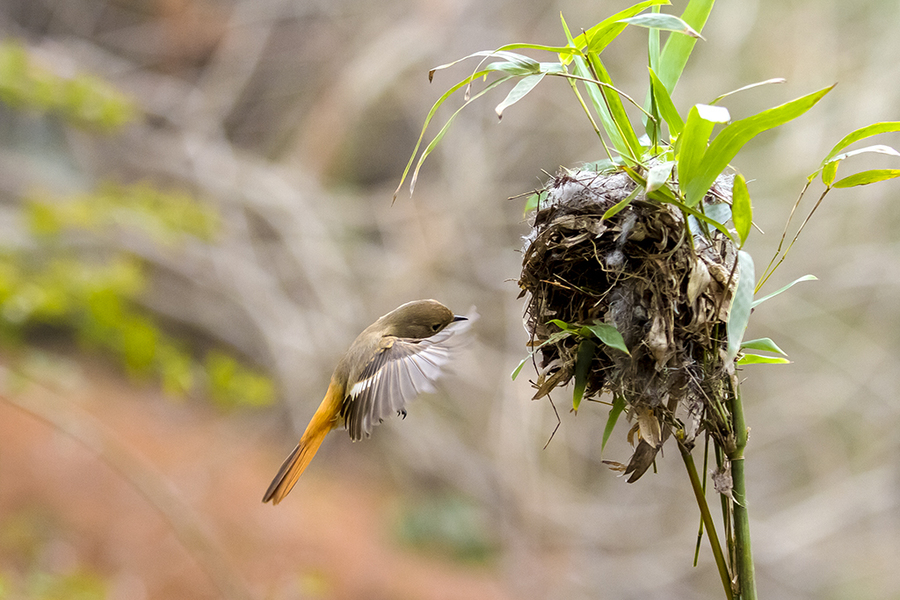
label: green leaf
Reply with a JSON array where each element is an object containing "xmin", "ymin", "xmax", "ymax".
[
  {"xmin": 395, "ymin": 68, "xmax": 494, "ymax": 200},
  {"xmin": 709, "ymin": 78, "xmax": 786, "ymax": 105},
  {"xmin": 683, "ymin": 85, "xmax": 834, "ymax": 207},
  {"xmin": 656, "ymin": 0, "xmax": 715, "ymax": 93},
  {"xmin": 566, "ymin": 1, "xmax": 670, "ymax": 60},
  {"xmin": 603, "ymin": 183, "xmax": 644, "ymax": 221},
  {"xmin": 752, "ymin": 274, "xmax": 817, "ymax": 307},
  {"xmin": 567, "ymin": 54, "xmax": 630, "ymax": 157},
  {"xmin": 572, "ymin": 339, "xmax": 597, "ymax": 411},
  {"xmin": 618, "ymin": 13, "xmax": 703, "ymax": 39},
  {"xmin": 740, "ymin": 337, "xmax": 787, "ymax": 356},
  {"xmin": 648, "ymin": 67, "xmax": 684, "ymax": 136},
  {"xmin": 833, "ymin": 169, "xmax": 900, "ymax": 188},
  {"xmin": 656, "ymin": 189, "xmax": 737, "ymax": 243},
  {"xmin": 582, "ymin": 158, "xmax": 622, "ymax": 173},
  {"xmin": 585, "ymin": 52, "xmax": 643, "ymax": 159},
  {"xmin": 548, "ymin": 318, "xmax": 576, "ymax": 331},
  {"xmin": 601, "ymin": 395, "xmax": 627, "ymax": 453},
  {"xmin": 511, "ymin": 330, "xmax": 572, "ymax": 380},
  {"xmin": 703, "ymin": 201, "xmax": 731, "ymax": 225},
  {"xmin": 622, "ymin": 164, "xmax": 737, "ymax": 243},
  {"xmin": 495, "ymin": 73, "xmax": 546, "ymax": 119},
  {"xmin": 819, "ymin": 121, "xmax": 900, "ymax": 165},
  {"xmin": 398, "ymin": 72, "xmax": 514, "ymax": 199},
  {"xmin": 737, "ymin": 353, "xmax": 791, "ymax": 366},
  {"xmin": 726, "ymin": 250, "xmax": 755, "ymax": 363},
  {"xmin": 585, "ymin": 322, "xmax": 631, "ymax": 355},
  {"xmin": 524, "ymin": 189, "xmax": 548, "ymax": 215},
  {"xmin": 820, "ymin": 145, "xmax": 900, "ymax": 186},
  {"xmin": 646, "ymin": 161, "xmax": 675, "ymax": 192},
  {"xmin": 677, "ymin": 104, "xmax": 730, "ymax": 202},
  {"xmin": 731, "ymin": 173, "xmax": 752, "ymax": 246},
  {"xmin": 429, "ymin": 51, "xmax": 538, "ymax": 81}
]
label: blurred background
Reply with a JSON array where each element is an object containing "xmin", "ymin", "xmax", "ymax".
[{"xmin": 0, "ymin": 0, "xmax": 898, "ymax": 599}]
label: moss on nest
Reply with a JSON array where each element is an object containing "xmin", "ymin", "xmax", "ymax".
[{"xmin": 519, "ymin": 166, "xmax": 739, "ymax": 481}]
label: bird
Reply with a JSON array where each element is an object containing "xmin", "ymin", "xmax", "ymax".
[{"xmin": 262, "ymin": 299, "xmax": 473, "ymax": 504}]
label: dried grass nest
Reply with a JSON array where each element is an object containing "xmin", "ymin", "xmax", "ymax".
[{"xmin": 519, "ymin": 167, "xmax": 740, "ymax": 481}]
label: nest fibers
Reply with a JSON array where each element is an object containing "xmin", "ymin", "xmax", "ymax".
[{"xmin": 519, "ymin": 167, "xmax": 739, "ymax": 481}]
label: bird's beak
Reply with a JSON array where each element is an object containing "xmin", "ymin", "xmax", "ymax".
[{"xmin": 452, "ymin": 315, "xmax": 468, "ymax": 322}]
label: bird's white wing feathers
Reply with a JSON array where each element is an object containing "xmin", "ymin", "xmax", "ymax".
[{"xmin": 342, "ymin": 313, "xmax": 474, "ymax": 441}]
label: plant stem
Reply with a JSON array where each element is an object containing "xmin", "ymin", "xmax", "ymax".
[
  {"xmin": 679, "ymin": 439, "xmax": 734, "ymax": 600},
  {"xmin": 729, "ymin": 382, "xmax": 758, "ymax": 600}
]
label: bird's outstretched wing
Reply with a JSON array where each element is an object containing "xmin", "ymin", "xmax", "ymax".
[{"xmin": 342, "ymin": 314, "xmax": 474, "ymax": 441}]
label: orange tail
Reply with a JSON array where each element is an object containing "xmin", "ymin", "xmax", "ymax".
[{"xmin": 262, "ymin": 382, "xmax": 343, "ymax": 504}]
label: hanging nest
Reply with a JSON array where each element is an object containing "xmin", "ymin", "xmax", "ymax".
[{"xmin": 519, "ymin": 166, "xmax": 739, "ymax": 481}]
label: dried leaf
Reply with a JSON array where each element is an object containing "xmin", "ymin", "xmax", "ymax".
[{"xmin": 687, "ymin": 257, "xmax": 711, "ymax": 304}]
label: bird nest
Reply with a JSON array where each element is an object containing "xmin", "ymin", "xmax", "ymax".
[{"xmin": 519, "ymin": 167, "xmax": 739, "ymax": 481}]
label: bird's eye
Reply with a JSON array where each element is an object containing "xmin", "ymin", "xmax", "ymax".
[{"xmin": 431, "ymin": 323, "xmax": 441, "ymax": 332}]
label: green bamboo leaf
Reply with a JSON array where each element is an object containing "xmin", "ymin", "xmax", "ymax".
[
  {"xmin": 548, "ymin": 318, "xmax": 576, "ymax": 331},
  {"xmin": 406, "ymin": 74, "xmax": 514, "ymax": 195},
  {"xmin": 510, "ymin": 329, "xmax": 572, "ymax": 380},
  {"xmin": 726, "ymin": 250, "xmax": 755, "ymax": 363},
  {"xmin": 495, "ymin": 73, "xmax": 546, "ymax": 119},
  {"xmin": 656, "ymin": 0, "xmax": 715, "ymax": 93},
  {"xmin": 487, "ymin": 60, "xmax": 542, "ymax": 77},
  {"xmin": 648, "ymin": 6, "xmax": 661, "ymax": 72},
  {"xmin": 567, "ymin": 53, "xmax": 630, "ymax": 156},
  {"xmin": 820, "ymin": 145, "xmax": 900, "ymax": 185},
  {"xmin": 731, "ymin": 173, "xmax": 752, "ymax": 246},
  {"xmin": 648, "ymin": 67, "xmax": 684, "ymax": 135},
  {"xmin": 618, "ymin": 13, "xmax": 704, "ymax": 39},
  {"xmin": 623, "ymin": 165, "xmax": 737, "ymax": 243},
  {"xmin": 677, "ymin": 104, "xmax": 730, "ymax": 200},
  {"xmin": 394, "ymin": 68, "xmax": 495, "ymax": 201},
  {"xmin": 684, "ymin": 85, "xmax": 834, "ymax": 206},
  {"xmin": 821, "ymin": 159, "xmax": 840, "ymax": 186},
  {"xmin": 586, "ymin": 52, "xmax": 643, "ymax": 159},
  {"xmin": 523, "ymin": 190, "xmax": 548, "ymax": 215},
  {"xmin": 429, "ymin": 51, "xmax": 539, "ymax": 81},
  {"xmin": 565, "ymin": 0, "xmax": 670, "ymax": 60},
  {"xmin": 602, "ymin": 185, "xmax": 643, "ymax": 220},
  {"xmin": 751, "ymin": 274, "xmax": 816, "ymax": 307},
  {"xmin": 601, "ymin": 395, "xmax": 627, "ymax": 453},
  {"xmin": 737, "ymin": 353, "xmax": 791, "ymax": 366},
  {"xmin": 572, "ymin": 339, "xmax": 597, "ymax": 411},
  {"xmin": 585, "ymin": 322, "xmax": 630, "ymax": 355},
  {"xmin": 741, "ymin": 337, "xmax": 787, "ymax": 356},
  {"xmin": 703, "ymin": 201, "xmax": 731, "ymax": 225},
  {"xmin": 709, "ymin": 78, "xmax": 786, "ymax": 105},
  {"xmin": 833, "ymin": 169, "xmax": 900, "ymax": 188},
  {"xmin": 820, "ymin": 121, "xmax": 900, "ymax": 165},
  {"xmin": 495, "ymin": 42, "xmax": 581, "ymax": 55},
  {"xmin": 646, "ymin": 161, "xmax": 675, "ymax": 192}
]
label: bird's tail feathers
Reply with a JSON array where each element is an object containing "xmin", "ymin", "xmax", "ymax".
[{"xmin": 262, "ymin": 387, "xmax": 339, "ymax": 504}]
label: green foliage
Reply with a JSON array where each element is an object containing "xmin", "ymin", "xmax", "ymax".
[
  {"xmin": 397, "ymin": 4, "xmax": 898, "ymax": 598},
  {"xmin": 731, "ymin": 173, "xmax": 751, "ymax": 246},
  {"xmin": 0, "ymin": 40, "xmax": 135, "ymax": 131},
  {"xmin": 737, "ymin": 337, "xmax": 790, "ymax": 366},
  {"xmin": 393, "ymin": 495, "xmax": 496, "ymax": 563},
  {"xmin": 548, "ymin": 319, "xmax": 629, "ymax": 355},
  {"xmin": 0, "ymin": 44, "xmax": 274, "ymax": 409},
  {"xmin": 401, "ymin": 0, "xmax": 899, "ymax": 376},
  {"xmin": 205, "ymin": 351, "xmax": 276, "ymax": 409},
  {"xmin": 0, "ymin": 568, "xmax": 107, "ymax": 600},
  {"xmin": 601, "ymin": 394, "xmax": 626, "ymax": 454},
  {"xmin": 726, "ymin": 251, "xmax": 754, "ymax": 363},
  {"xmin": 27, "ymin": 183, "xmax": 219, "ymax": 244}
]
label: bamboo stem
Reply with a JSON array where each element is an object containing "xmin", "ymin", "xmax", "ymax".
[
  {"xmin": 679, "ymin": 439, "xmax": 734, "ymax": 600},
  {"xmin": 729, "ymin": 383, "xmax": 758, "ymax": 600}
]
